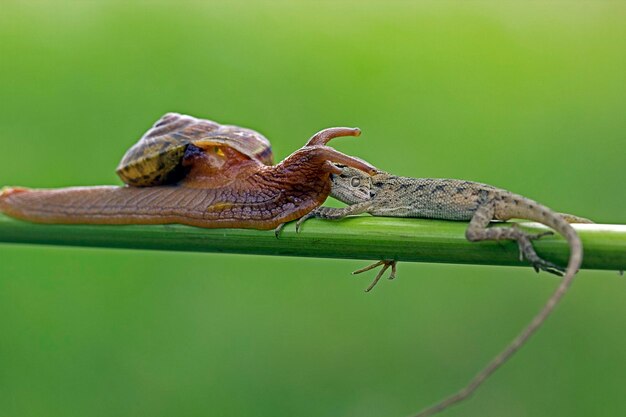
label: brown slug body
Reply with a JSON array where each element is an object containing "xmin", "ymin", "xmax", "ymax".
[{"xmin": 0, "ymin": 124, "xmax": 375, "ymax": 230}]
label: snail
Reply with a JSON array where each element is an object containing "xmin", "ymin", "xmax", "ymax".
[
  {"xmin": 116, "ymin": 113, "xmax": 274, "ymax": 186},
  {"xmin": 0, "ymin": 113, "xmax": 376, "ymax": 230}
]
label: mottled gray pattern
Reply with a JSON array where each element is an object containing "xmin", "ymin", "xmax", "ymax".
[
  {"xmin": 363, "ymin": 175, "xmax": 497, "ymax": 220},
  {"xmin": 295, "ymin": 164, "xmax": 589, "ymax": 417},
  {"xmin": 316, "ymin": 166, "xmax": 589, "ymax": 226}
]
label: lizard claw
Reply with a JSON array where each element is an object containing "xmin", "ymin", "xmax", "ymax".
[
  {"xmin": 531, "ymin": 262, "xmax": 563, "ymax": 276},
  {"xmin": 352, "ymin": 260, "xmax": 397, "ymax": 292},
  {"xmin": 274, "ymin": 223, "xmax": 286, "ymax": 239},
  {"xmin": 275, "ymin": 214, "xmax": 311, "ymax": 237},
  {"xmin": 515, "ymin": 231, "xmax": 565, "ymax": 277},
  {"xmin": 295, "ymin": 212, "xmax": 315, "ymax": 233},
  {"xmin": 517, "ymin": 231, "xmax": 551, "ymax": 261},
  {"xmin": 534, "ymin": 261, "xmax": 565, "ymax": 277}
]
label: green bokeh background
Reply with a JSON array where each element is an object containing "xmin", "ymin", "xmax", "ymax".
[{"xmin": 1, "ymin": 2, "xmax": 625, "ymax": 416}]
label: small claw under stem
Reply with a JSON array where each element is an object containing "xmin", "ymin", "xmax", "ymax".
[
  {"xmin": 352, "ymin": 260, "xmax": 397, "ymax": 292},
  {"xmin": 352, "ymin": 260, "xmax": 385, "ymax": 275},
  {"xmin": 365, "ymin": 267, "xmax": 387, "ymax": 292},
  {"xmin": 388, "ymin": 262, "xmax": 397, "ymax": 280}
]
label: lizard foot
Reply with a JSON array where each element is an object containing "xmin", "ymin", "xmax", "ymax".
[
  {"xmin": 274, "ymin": 211, "xmax": 315, "ymax": 238},
  {"xmin": 295, "ymin": 211, "xmax": 318, "ymax": 233},
  {"xmin": 274, "ymin": 222, "xmax": 287, "ymax": 239},
  {"xmin": 273, "ymin": 212, "xmax": 317, "ymax": 238},
  {"xmin": 516, "ymin": 232, "xmax": 565, "ymax": 276},
  {"xmin": 352, "ymin": 260, "xmax": 397, "ymax": 292}
]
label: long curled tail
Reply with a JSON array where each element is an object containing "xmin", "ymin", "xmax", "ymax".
[{"xmin": 413, "ymin": 199, "xmax": 583, "ymax": 417}]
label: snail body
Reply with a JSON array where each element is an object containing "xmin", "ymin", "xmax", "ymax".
[{"xmin": 0, "ymin": 116, "xmax": 375, "ymax": 230}]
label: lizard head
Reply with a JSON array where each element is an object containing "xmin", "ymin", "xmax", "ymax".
[{"xmin": 328, "ymin": 164, "xmax": 374, "ymax": 204}]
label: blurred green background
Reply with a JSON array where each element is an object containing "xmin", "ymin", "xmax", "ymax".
[{"xmin": 1, "ymin": 1, "xmax": 625, "ymax": 416}]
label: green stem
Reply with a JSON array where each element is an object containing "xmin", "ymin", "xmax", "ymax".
[{"xmin": 0, "ymin": 214, "xmax": 624, "ymax": 271}]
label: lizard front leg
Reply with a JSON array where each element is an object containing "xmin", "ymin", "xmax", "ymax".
[
  {"xmin": 273, "ymin": 201, "xmax": 372, "ymax": 237},
  {"xmin": 294, "ymin": 202, "xmax": 372, "ymax": 232},
  {"xmin": 466, "ymin": 203, "xmax": 565, "ymax": 275}
]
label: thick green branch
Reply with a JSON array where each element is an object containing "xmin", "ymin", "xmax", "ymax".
[{"xmin": 0, "ymin": 213, "xmax": 624, "ymax": 270}]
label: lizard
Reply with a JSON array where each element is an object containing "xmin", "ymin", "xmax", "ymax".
[{"xmin": 282, "ymin": 164, "xmax": 591, "ymax": 417}]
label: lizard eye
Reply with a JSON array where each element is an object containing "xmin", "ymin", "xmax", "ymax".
[{"xmin": 350, "ymin": 177, "xmax": 361, "ymax": 187}]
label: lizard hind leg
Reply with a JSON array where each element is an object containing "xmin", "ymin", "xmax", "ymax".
[
  {"xmin": 465, "ymin": 204, "xmax": 565, "ymax": 276},
  {"xmin": 517, "ymin": 229, "xmax": 565, "ymax": 276}
]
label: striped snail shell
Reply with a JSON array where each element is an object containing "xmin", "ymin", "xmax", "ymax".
[{"xmin": 116, "ymin": 113, "xmax": 273, "ymax": 186}]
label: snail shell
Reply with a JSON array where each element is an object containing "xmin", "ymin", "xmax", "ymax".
[{"xmin": 116, "ymin": 113, "xmax": 274, "ymax": 187}]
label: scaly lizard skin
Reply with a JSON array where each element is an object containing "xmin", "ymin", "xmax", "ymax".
[
  {"xmin": 288, "ymin": 165, "xmax": 591, "ymax": 417},
  {"xmin": 296, "ymin": 166, "xmax": 590, "ymax": 287}
]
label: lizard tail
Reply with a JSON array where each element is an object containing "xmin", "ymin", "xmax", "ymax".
[
  {"xmin": 413, "ymin": 200, "xmax": 583, "ymax": 417},
  {"xmin": 503, "ymin": 201, "xmax": 583, "ymax": 362},
  {"xmin": 515, "ymin": 200, "xmax": 584, "ymax": 280}
]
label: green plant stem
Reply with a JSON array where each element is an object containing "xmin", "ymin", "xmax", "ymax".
[{"xmin": 0, "ymin": 213, "xmax": 624, "ymax": 270}]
